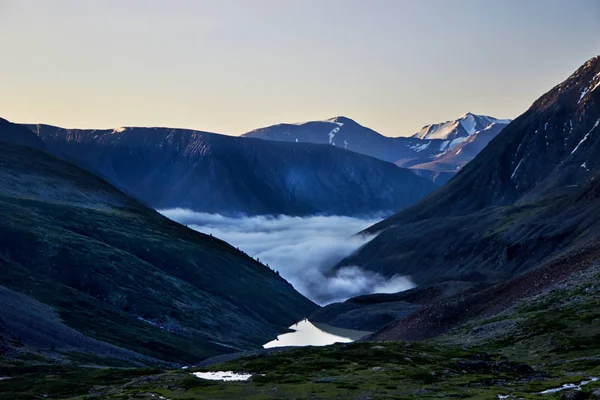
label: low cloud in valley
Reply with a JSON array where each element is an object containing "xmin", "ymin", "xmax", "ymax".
[{"xmin": 160, "ymin": 210, "xmax": 416, "ymax": 305}]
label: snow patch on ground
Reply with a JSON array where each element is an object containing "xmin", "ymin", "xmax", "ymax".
[
  {"xmin": 112, "ymin": 127, "xmax": 127, "ymax": 134},
  {"xmin": 193, "ymin": 371, "xmax": 254, "ymax": 381},
  {"xmin": 539, "ymin": 377, "xmax": 598, "ymax": 394},
  {"xmin": 344, "ymin": 139, "xmax": 348, "ymax": 149},
  {"xmin": 439, "ymin": 140, "xmax": 450, "ymax": 151}
]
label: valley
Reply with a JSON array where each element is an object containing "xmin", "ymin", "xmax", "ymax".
[
  {"xmin": 1, "ymin": 3, "xmax": 599, "ymax": 398},
  {"xmin": 159, "ymin": 210, "xmax": 414, "ymax": 305}
]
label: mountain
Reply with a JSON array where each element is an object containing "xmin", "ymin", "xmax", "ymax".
[
  {"xmin": 0, "ymin": 118, "xmax": 317, "ymax": 365},
  {"xmin": 310, "ymin": 56, "xmax": 600, "ymax": 344},
  {"xmin": 0, "ymin": 117, "xmax": 46, "ymax": 150},
  {"xmin": 26, "ymin": 124, "xmax": 437, "ymax": 217},
  {"xmin": 411, "ymin": 112, "xmax": 510, "ymax": 141},
  {"xmin": 337, "ymin": 56, "xmax": 600, "ymax": 288},
  {"xmin": 409, "ymin": 122, "xmax": 507, "ymax": 184},
  {"xmin": 242, "ymin": 114, "xmax": 510, "ymax": 185}
]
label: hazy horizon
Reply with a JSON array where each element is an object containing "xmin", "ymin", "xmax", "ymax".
[{"xmin": 1, "ymin": 0, "xmax": 599, "ymax": 137}]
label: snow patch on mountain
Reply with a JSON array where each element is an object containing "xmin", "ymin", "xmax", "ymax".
[
  {"xmin": 414, "ymin": 121, "xmax": 460, "ymax": 140},
  {"xmin": 328, "ymin": 126, "xmax": 341, "ymax": 145},
  {"xmin": 325, "ymin": 117, "xmax": 345, "ymax": 127},
  {"xmin": 571, "ymin": 119, "xmax": 600, "ymax": 155},
  {"xmin": 590, "ymin": 72, "xmax": 600, "ymax": 92},
  {"xmin": 448, "ymin": 136, "xmax": 468, "ymax": 149},
  {"xmin": 459, "ymin": 113, "xmax": 477, "ymax": 136},
  {"xmin": 409, "ymin": 141, "xmax": 431, "ymax": 152},
  {"xmin": 579, "ymin": 87, "xmax": 590, "ymax": 103},
  {"xmin": 511, "ymin": 158, "xmax": 524, "ymax": 180}
]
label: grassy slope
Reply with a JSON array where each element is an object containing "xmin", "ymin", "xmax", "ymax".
[
  {"xmin": 0, "ymin": 139, "xmax": 317, "ymax": 364},
  {"xmin": 2, "ymin": 262, "xmax": 597, "ymax": 399}
]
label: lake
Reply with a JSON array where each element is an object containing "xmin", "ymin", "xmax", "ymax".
[{"xmin": 263, "ymin": 319, "xmax": 372, "ymax": 348}]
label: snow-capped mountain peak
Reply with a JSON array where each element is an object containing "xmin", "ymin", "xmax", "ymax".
[{"xmin": 411, "ymin": 113, "xmax": 511, "ymax": 142}]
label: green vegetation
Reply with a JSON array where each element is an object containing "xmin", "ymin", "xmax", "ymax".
[
  {"xmin": 3, "ymin": 265, "xmax": 597, "ymax": 399},
  {"xmin": 0, "ymin": 139, "xmax": 316, "ymax": 365},
  {"xmin": 1, "ymin": 338, "xmax": 597, "ymax": 399}
]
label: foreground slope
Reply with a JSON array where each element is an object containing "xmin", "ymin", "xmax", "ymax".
[
  {"xmin": 243, "ymin": 114, "xmax": 510, "ymax": 184},
  {"xmin": 4, "ymin": 261, "xmax": 599, "ymax": 399},
  {"xmin": 0, "ymin": 119, "xmax": 317, "ymax": 364},
  {"xmin": 339, "ymin": 56, "xmax": 600, "ymax": 285},
  {"xmin": 367, "ymin": 177, "xmax": 600, "ymax": 340},
  {"xmin": 28, "ymin": 124, "xmax": 436, "ymax": 216}
]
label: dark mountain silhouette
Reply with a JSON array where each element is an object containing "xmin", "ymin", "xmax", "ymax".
[
  {"xmin": 27, "ymin": 124, "xmax": 437, "ymax": 216},
  {"xmin": 338, "ymin": 56, "xmax": 600, "ymax": 286},
  {"xmin": 0, "ymin": 118, "xmax": 317, "ymax": 364}
]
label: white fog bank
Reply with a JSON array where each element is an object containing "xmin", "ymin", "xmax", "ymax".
[{"xmin": 160, "ymin": 210, "xmax": 416, "ymax": 305}]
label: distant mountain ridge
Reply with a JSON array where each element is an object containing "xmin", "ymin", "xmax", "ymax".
[
  {"xmin": 27, "ymin": 124, "xmax": 437, "ymax": 217},
  {"xmin": 242, "ymin": 113, "xmax": 511, "ymax": 184}
]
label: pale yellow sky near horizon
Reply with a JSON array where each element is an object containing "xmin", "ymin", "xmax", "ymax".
[{"xmin": 1, "ymin": 0, "xmax": 599, "ymax": 137}]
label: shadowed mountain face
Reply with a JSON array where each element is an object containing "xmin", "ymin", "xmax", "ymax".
[
  {"xmin": 26, "ymin": 125, "xmax": 437, "ymax": 217},
  {"xmin": 337, "ymin": 56, "xmax": 600, "ymax": 287},
  {"xmin": 0, "ymin": 118, "xmax": 317, "ymax": 364},
  {"xmin": 0, "ymin": 117, "xmax": 45, "ymax": 150},
  {"xmin": 242, "ymin": 114, "xmax": 510, "ymax": 184}
]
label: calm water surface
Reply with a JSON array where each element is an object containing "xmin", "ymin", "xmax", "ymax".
[{"xmin": 263, "ymin": 319, "xmax": 371, "ymax": 348}]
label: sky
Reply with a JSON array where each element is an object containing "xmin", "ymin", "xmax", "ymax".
[{"xmin": 1, "ymin": 0, "xmax": 599, "ymax": 137}]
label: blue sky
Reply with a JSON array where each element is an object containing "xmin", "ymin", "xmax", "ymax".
[{"xmin": 1, "ymin": 0, "xmax": 598, "ymax": 136}]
